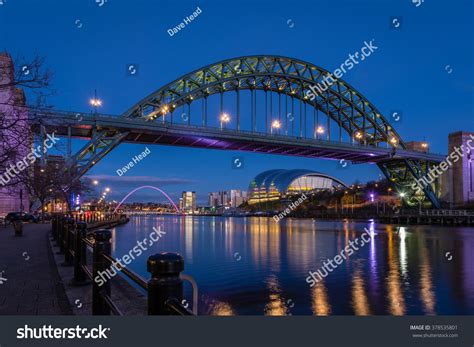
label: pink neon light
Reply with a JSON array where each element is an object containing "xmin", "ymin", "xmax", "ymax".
[{"xmin": 113, "ymin": 185, "xmax": 180, "ymax": 213}]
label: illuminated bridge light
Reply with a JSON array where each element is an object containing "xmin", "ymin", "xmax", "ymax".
[
  {"xmin": 160, "ymin": 105, "xmax": 169, "ymax": 114},
  {"xmin": 220, "ymin": 113, "xmax": 230, "ymax": 123},
  {"xmin": 220, "ymin": 113, "xmax": 231, "ymax": 129},
  {"xmin": 316, "ymin": 126, "xmax": 325, "ymax": 134},
  {"xmin": 90, "ymin": 99, "xmax": 102, "ymax": 107}
]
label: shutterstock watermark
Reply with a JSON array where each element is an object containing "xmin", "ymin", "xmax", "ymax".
[
  {"xmin": 305, "ymin": 39, "xmax": 379, "ymax": 101},
  {"xmin": 411, "ymin": 134, "xmax": 474, "ymax": 193},
  {"xmin": 305, "ymin": 227, "xmax": 372, "ymax": 287},
  {"xmin": 17, "ymin": 325, "xmax": 109, "ymax": 339},
  {"xmin": 94, "ymin": 226, "xmax": 166, "ymax": 286},
  {"xmin": 273, "ymin": 193, "xmax": 307, "ymax": 222},
  {"xmin": 0, "ymin": 132, "xmax": 59, "ymax": 186}
]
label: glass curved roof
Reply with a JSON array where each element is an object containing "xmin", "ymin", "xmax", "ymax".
[{"xmin": 249, "ymin": 169, "xmax": 347, "ymax": 195}]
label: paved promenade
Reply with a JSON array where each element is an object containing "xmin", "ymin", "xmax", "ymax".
[{"xmin": 0, "ymin": 222, "xmax": 72, "ymax": 315}]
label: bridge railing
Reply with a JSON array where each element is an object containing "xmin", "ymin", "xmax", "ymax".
[
  {"xmin": 419, "ymin": 210, "xmax": 474, "ymax": 217},
  {"xmin": 51, "ymin": 214, "xmax": 195, "ymax": 316}
]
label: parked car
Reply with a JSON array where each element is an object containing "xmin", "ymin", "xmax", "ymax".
[{"xmin": 5, "ymin": 212, "xmax": 39, "ymax": 224}]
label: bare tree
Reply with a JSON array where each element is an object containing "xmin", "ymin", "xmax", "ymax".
[{"xmin": 0, "ymin": 53, "xmax": 53, "ymax": 189}]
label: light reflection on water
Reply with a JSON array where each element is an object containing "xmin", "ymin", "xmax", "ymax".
[{"xmin": 110, "ymin": 215, "xmax": 474, "ymax": 315}]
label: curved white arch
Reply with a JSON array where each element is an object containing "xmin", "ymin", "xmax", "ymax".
[{"xmin": 113, "ymin": 185, "xmax": 180, "ymax": 213}]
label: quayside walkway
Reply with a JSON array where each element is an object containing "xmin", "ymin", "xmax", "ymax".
[{"xmin": 0, "ymin": 223, "xmax": 72, "ymax": 315}]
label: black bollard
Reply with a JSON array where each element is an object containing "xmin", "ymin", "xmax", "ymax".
[
  {"xmin": 92, "ymin": 229, "xmax": 112, "ymax": 315},
  {"xmin": 147, "ymin": 253, "xmax": 184, "ymax": 315},
  {"xmin": 13, "ymin": 220, "xmax": 23, "ymax": 237}
]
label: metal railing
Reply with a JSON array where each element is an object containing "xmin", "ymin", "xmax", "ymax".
[
  {"xmin": 419, "ymin": 210, "xmax": 474, "ymax": 217},
  {"xmin": 51, "ymin": 214, "xmax": 196, "ymax": 316}
]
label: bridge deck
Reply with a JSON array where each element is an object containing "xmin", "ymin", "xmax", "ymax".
[{"xmin": 30, "ymin": 110, "xmax": 446, "ymax": 163}]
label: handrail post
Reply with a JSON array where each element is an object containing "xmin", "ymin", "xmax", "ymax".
[
  {"xmin": 92, "ymin": 229, "xmax": 112, "ymax": 315},
  {"xmin": 57, "ymin": 216, "xmax": 65, "ymax": 253},
  {"xmin": 63, "ymin": 218, "xmax": 74, "ymax": 266},
  {"xmin": 72, "ymin": 222, "xmax": 88, "ymax": 285},
  {"xmin": 51, "ymin": 215, "xmax": 57, "ymax": 241},
  {"xmin": 147, "ymin": 253, "xmax": 184, "ymax": 315}
]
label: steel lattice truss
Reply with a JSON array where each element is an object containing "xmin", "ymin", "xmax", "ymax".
[
  {"xmin": 123, "ymin": 55, "xmax": 403, "ymax": 148},
  {"xmin": 67, "ymin": 55, "xmax": 441, "ymax": 208}
]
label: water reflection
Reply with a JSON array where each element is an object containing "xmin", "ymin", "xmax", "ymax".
[
  {"xmin": 111, "ymin": 216, "xmax": 474, "ymax": 315},
  {"xmin": 264, "ymin": 275, "xmax": 287, "ymax": 316},
  {"xmin": 352, "ymin": 266, "xmax": 371, "ymax": 315},
  {"xmin": 311, "ymin": 280, "xmax": 331, "ymax": 315},
  {"xmin": 417, "ymin": 231, "xmax": 436, "ymax": 315},
  {"xmin": 208, "ymin": 300, "xmax": 235, "ymax": 316},
  {"xmin": 386, "ymin": 226, "xmax": 406, "ymax": 315}
]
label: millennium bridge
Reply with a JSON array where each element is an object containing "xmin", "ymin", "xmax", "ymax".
[{"xmin": 29, "ymin": 55, "xmax": 445, "ymax": 208}]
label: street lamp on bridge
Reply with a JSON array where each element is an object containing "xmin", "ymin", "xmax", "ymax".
[
  {"xmin": 271, "ymin": 120, "xmax": 281, "ymax": 135},
  {"xmin": 90, "ymin": 89, "xmax": 102, "ymax": 115},
  {"xmin": 220, "ymin": 113, "xmax": 230, "ymax": 129},
  {"xmin": 315, "ymin": 125, "xmax": 325, "ymax": 139}
]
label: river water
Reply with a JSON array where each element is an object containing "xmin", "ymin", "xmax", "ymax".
[{"xmin": 109, "ymin": 215, "xmax": 474, "ymax": 315}]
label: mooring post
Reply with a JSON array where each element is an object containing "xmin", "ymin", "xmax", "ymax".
[{"xmin": 147, "ymin": 253, "xmax": 184, "ymax": 315}]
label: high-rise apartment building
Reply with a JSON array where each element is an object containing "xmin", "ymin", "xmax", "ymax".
[{"xmin": 181, "ymin": 191, "xmax": 196, "ymax": 213}]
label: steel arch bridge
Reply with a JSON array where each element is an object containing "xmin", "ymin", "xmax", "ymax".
[{"xmin": 30, "ymin": 55, "xmax": 444, "ymax": 208}]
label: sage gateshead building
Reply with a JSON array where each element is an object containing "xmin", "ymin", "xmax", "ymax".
[{"xmin": 247, "ymin": 169, "xmax": 347, "ymax": 205}]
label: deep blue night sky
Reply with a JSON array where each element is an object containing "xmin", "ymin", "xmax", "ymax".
[{"xmin": 1, "ymin": 0, "xmax": 472, "ymax": 203}]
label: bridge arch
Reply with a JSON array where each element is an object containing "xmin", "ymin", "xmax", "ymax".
[
  {"xmin": 123, "ymin": 55, "xmax": 403, "ymax": 149},
  {"xmin": 113, "ymin": 185, "xmax": 180, "ymax": 213}
]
